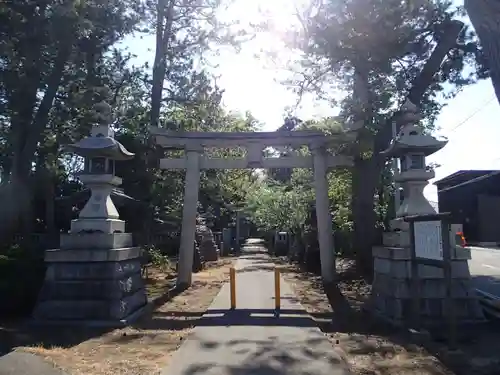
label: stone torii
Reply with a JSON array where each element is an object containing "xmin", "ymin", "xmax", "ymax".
[{"xmin": 150, "ymin": 129, "xmax": 356, "ymax": 287}]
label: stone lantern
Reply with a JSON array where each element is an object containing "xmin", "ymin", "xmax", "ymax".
[
  {"xmin": 370, "ymin": 100, "xmax": 484, "ymax": 327},
  {"xmin": 33, "ymin": 101, "xmax": 147, "ymax": 325},
  {"xmin": 381, "ymin": 102, "xmax": 447, "ymax": 219},
  {"xmin": 66, "ymin": 120, "xmax": 134, "ymax": 234}
]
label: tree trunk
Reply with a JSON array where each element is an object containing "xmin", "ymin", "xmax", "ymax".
[
  {"xmin": 349, "ymin": 61, "xmax": 377, "ymax": 277},
  {"xmin": 45, "ymin": 177, "xmax": 56, "ymax": 234},
  {"xmin": 465, "ymin": 0, "xmax": 500, "ymax": 105},
  {"xmin": 150, "ymin": 0, "xmax": 175, "ymax": 128},
  {"xmin": 351, "ymin": 155, "xmax": 384, "ymax": 279},
  {"xmin": 35, "ymin": 154, "xmax": 56, "ymax": 235},
  {"xmin": 0, "ymin": 41, "xmax": 72, "ymax": 241}
]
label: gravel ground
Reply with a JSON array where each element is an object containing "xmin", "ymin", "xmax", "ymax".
[
  {"xmin": 272, "ymin": 256, "xmax": 500, "ymax": 375},
  {"xmin": 0, "ymin": 258, "xmax": 235, "ymax": 375}
]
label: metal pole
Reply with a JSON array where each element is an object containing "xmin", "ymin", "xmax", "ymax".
[
  {"xmin": 274, "ymin": 267, "xmax": 281, "ymax": 315},
  {"xmin": 230, "ymin": 267, "xmax": 236, "ymax": 309}
]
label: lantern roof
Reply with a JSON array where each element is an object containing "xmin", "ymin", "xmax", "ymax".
[
  {"xmin": 381, "ymin": 100, "xmax": 447, "ymax": 157},
  {"xmin": 65, "ymin": 134, "xmax": 134, "ymax": 160},
  {"xmin": 64, "ymin": 101, "xmax": 134, "ymax": 160},
  {"xmin": 65, "ymin": 125, "xmax": 134, "ymax": 161},
  {"xmin": 382, "ymin": 124, "xmax": 447, "ymax": 157}
]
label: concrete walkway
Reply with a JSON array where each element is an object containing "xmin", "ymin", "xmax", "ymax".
[
  {"xmin": 0, "ymin": 352, "xmax": 66, "ymax": 375},
  {"xmin": 162, "ymin": 240, "xmax": 351, "ymax": 375}
]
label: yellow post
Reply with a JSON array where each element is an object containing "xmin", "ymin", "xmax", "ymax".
[
  {"xmin": 230, "ymin": 267, "xmax": 236, "ymax": 309},
  {"xmin": 274, "ymin": 267, "xmax": 281, "ymax": 311}
]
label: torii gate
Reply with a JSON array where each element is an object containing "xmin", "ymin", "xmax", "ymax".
[{"xmin": 150, "ymin": 129, "xmax": 354, "ymax": 286}]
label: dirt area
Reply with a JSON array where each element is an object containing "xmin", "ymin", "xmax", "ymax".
[
  {"xmin": 273, "ymin": 256, "xmax": 500, "ymax": 375},
  {"xmin": 0, "ymin": 257, "xmax": 235, "ymax": 375},
  {"xmin": 143, "ymin": 265, "xmax": 178, "ymax": 300}
]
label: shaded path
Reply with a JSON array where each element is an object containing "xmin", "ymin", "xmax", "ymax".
[
  {"xmin": 0, "ymin": 352, "xmax": 66, "ymax": 375},
  {"xmin": 161, "ymin": 239, "xmax": 351, "ymax": 375}
]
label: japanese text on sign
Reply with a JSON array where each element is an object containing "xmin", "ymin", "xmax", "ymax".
[{"xmin": 414, "ymin": 220, "xmax": 443, "ymax": 260}]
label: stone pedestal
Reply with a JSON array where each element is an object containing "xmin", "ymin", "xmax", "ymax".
[
  {"xmin": 222, "ymin": 228, "xmax": 232, "ymax": 254},
  {"xmin": 213, "ymin": 231, "xmax": 222, "ymax": 252},
  {"xmin": 274, "ymin": 231, "xmax": 289, "ymax": 256},
  {"xmin": 371, "ymin": 221, "xmax": 484, "ymax": 327},
  {"xmin": 33, "ymin": 231, "xmax": 147, "ymax": 325},
  {"xmin": 196, "ymin": 224, "xmax": 219, "ymax": 261}
]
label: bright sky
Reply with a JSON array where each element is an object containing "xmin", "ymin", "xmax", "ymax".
[{"xmin": 124, "ymin": 0, "xmax": 500, "ymax": 204}]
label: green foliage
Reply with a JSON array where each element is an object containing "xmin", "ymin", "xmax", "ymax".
[
  {"xmin": 245, "ymin": 180, "xmax": 312, "ymax": 232},
  {"xmin": 0, "ymin": 245, "xmax": 46, "ymax": 317},
  {"xmin": 146, "ymin": 245, "xmax": 172, "ymax": 272},
  {"xmin": 328, "ymin": 170, "xmax": 353, "ymax": 232},
  {"xmin": 3, "ymin": 0, "xmax": 480, "ymax": 278},
  {"xmin": 245, "ymin": 118, "xmax": 353, "ymax": 235},
  {"xmin": 280, "ymin": 0, "xmax": 486, "ymax": 270},
  {"xmin": 0, "ymin": 0, "xmax": 260, "ymax": 240},
  {"xmin": 145, "ymin": 0, "xmax": 255, "ymax": 129},
  {"xmin": 288, "ymin": 0, "xmax": 482, "ymax": 128}
]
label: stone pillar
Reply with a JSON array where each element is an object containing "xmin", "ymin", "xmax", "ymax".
[
  {"xmin": 235, "ymin": 210, "xmax": 241, "ymax": 253},
  {"xmin": 222, "ymin": 228, "xmax": 232, "ymax": 255},
  {"xmin": 311, "ymin": 145, "xmax": 335, "ymax": 283},
  {"xmin": 177, "ymin": 146, "xmax": 201, "ymax": 287},
  {"xmin": 213, "ymin": 231, "xmax": 222, "ymax": 252}
]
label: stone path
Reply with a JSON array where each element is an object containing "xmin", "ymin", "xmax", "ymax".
[
  {"xmin": 161, "ymin": 240, "xmax": 351, "ymax": 375},
  {"xmin": 0, "ymin": 352, "xmax": 66, "ymax": 375}
]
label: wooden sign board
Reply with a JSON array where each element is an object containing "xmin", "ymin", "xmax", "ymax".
[{"xmin": 414, "ymin": 220, "xmax": 443, "ymax": 260}]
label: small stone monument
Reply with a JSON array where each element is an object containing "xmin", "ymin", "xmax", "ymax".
[
  {"xmin": 274, "ymin": 231, "xmax": 289, "ymax": 255},
  {"xmin": 370, "ymin": 100, "xmax": 484, "ymax": 327},
  {"xmin": 222, "ymin": 228, "xmax": 232, "ymax": 254},
  {"xmin": 33, "ymin": 102, "xmax": 147, "ymax": 324},
  {"xmin": 195, "ymin": 216, "xmax": 219, "ymax": 261}
]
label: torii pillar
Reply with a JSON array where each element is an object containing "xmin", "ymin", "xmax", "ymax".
[
  {"xmin": 177, "ymin": 146, "xmax": 201, "ymax": 287},
  {"xmin": 311, "ymin": 145, "xmax": 335, "ymax": 283}
]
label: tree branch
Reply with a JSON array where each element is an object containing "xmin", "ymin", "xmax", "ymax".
[{"xmin": 374, "ymin": 19, "xmax": 464, "ymax": 153}]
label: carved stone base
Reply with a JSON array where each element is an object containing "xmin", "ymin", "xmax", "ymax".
[
  {"xmin": 33, "ymin": 244, "xmax": 147, "ymax": 326},
  {"xmin": 70, "ymin": 218, "xmax": 125, "ymax": 234},
  {"xmin": 222, "ymin": 228, "xmax": 232, "ymax": 254},
  {"xmin": 60, "ymin": 232, "xmax": 132, "ymax": 250},
  {"xmin": 196, "ymin": 225, "xmax": 219, "ymax": 261},
  {"xmin": 199, "ymin": 239, "xmax": 219, "ymax": 261},
  {"xmin": 370, "ymin": 245, "xmax": 484, "ymax": 327}
]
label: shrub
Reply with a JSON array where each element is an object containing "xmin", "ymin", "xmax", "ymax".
[{"xmin": 0, "ymin": 254, "xmax": 46, "ymax": 317}]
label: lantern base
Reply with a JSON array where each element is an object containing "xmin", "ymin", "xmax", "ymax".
[
  {"xmin": 33, "ymin": 241, "xmax": 146, "ymax": 326},
  {"xmin": 370, "ymin": 242, "xmax": 484, "ymax": 328},
  {"xmin": 71, "ymin": 218, "xmax": 125, "ymax": 234},
  {"xmin": 61, "ymin": 232, "xmax": 133, "ymax": 250}
]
